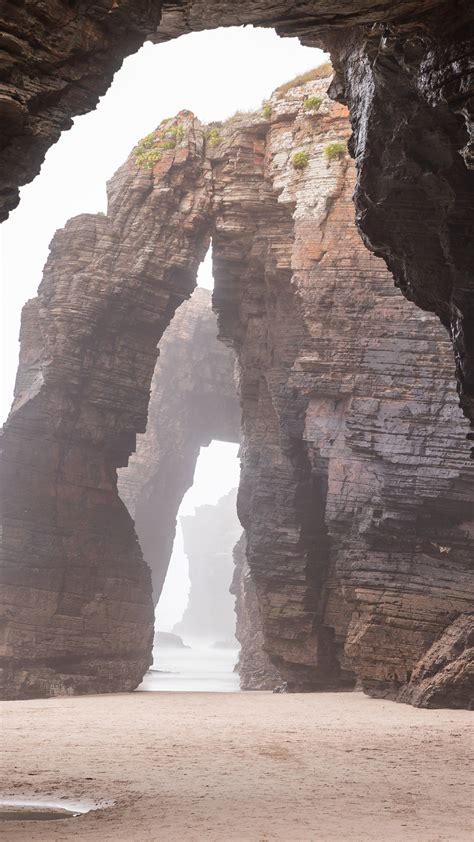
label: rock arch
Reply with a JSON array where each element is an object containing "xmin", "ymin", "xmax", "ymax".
[
  {"xmin": 1, "ymin": 79, "xmax": 472, "ymax": 705},
  {"xmin": 118, "ymin": 287, "xmax": 240, "ymax": 603},
  {"xmin": 1, "ymin": 4, "xmax": 473, "ymax": 425}
]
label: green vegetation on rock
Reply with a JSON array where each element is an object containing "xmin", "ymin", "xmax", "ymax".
[
  {"xmin": 292, "ymin": 151, "xmax": 309, "ymax": 170},
  {"xmin": 135, "ymin": 132, "xmax": 162, "ymax": 169},
  {"xmin": 324, "ymin": 142, "xmax": 345, "ymax": 161},
  {"xmin": 304, "ymin": 95, "xmax": 322, "ymax": 112},
  {"xmin": 205, "ymin": 127, "xmax": 221, "ymax": 148},
  {"xmin": 262, "ymin": 103, "xmax": 272, "ymax": 119}
]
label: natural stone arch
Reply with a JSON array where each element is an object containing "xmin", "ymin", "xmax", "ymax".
[
  {"xmin": 1, "ymin": 79, "xmax": 473, "ymax": 705},
  {"xmin": 0, "ymin": 110, "xmax": 213, "ymax": 698},
  {"xmin": 118, "ymin": 287, "xmax": 240, "ymax": 603},
  {"xmin": 1, "ymin": 3, "xmax": 473, "ymax": 426}
]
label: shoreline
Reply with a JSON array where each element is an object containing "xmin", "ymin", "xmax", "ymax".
[{"xmin": 0, "ymin": 691, "xmax": 472, "ymax": 841}]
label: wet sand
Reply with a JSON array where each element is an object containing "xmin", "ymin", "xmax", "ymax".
[{"xmin": 0, "ymin": 691, "xmax": 472, "ymax": 841}]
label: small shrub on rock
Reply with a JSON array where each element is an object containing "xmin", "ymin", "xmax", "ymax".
[
  {"xmin": 325, "ymin": 142, "xmax": 345, "ymax": 161},
  {"xmin": 205, "ymin": 127, "xmax": 221, "ymax": 147},
  {"xmin": 135, "ymin": 133, "xmax": 162, "ymax": 169},
  {"xmin": 304, "ymin": 96, "xmax": 322, "ymax": 112},
  {"xmin": 292, "ymin": 151, "xmax": 309, "ymax": 170},
  {"xmin": 262, "ymin": 103, "xmax": 272, "ymax": 119}
]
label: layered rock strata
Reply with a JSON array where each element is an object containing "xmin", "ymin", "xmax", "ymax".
[
  {"xmin": 174, "ymin": 489, "xmax": 241, "ymax": 644},
  {"xmin": 1, "ymin": 3, "xmax": 473, "ymax": 426},
  {"xmin": 118, "ymin": 288, "xmax": 239, "ymax": 602},
  {"xmin": 322, "ymin": 11, "xmax": 474, "ymax": 429},
  {"xmin": 0, "ymin": 109, "xmax": 213, "ymax": 698},
  {"xmin": 1, "ymin": 75, "xmax": 473, "ymax": 705},
  {"xmin": 209, "ymin": 76, "xmax": 473, "ymax": 703},
  {"xmin": 231, "ymin": 535, "xmax": 282, "ymax": 691}
]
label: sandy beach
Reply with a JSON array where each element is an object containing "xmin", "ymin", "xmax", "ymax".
[{"xmin": 0, "ymin": 691, "xmax": 472, "ymax": 841}]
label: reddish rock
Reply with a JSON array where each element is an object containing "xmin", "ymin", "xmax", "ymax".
[{"xmin": 0, "ymin": 111, "xmax": 212, "ymax": 698}]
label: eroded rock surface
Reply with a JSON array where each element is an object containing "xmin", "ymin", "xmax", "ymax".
[
  {"xmin": 1, "ymin": 3, "xmax": 472, "ymax": 425},
  {"xmin": 210, "ymin": 74, "xmax": 472, "ymax": 700},
  {"xmin": 0, "ymin": 110, "xmax": 212, "ymax": 698},
  {"xmin": 231, "ymin": 535, "xmax": 282, "ymax": 691},
  {"xmin": 118, "ymin": 288, "xmax": 239, "ymax": 602},
  {"xmin": 1, "ymin": 75, "xmax": 472, "ymax": 704},
  {"xmin": 323, "ymin": 11, "xmax": 474, "ymax": 428}
]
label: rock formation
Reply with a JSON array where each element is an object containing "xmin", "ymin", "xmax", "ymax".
[
  {"xmin": 174, "ymin": 488, "xmax": 241, "ymax": 644},
  {"xmin": 209, "ymin": 73, "xmax": 473, "ymax": 704},
  {"xmin": 0, "ymin": 108, "xmax": 213, "ymax": 698},
  {"xmin": 118, "ymin": 287, "xmax": 240, "ymax": 602},
  {"xmin": 154, "ymin": 631, "xmax": 189, "ymax": 649},
  {"xmin": 1, "ymin": 3, "xmax": 472, "ymax": 425},
  {"xmin": 231, "ymin": 535, "xmax": 282, "ymax": 691},
  {"xmin": 1, "ymin": 72, "xmax": 472, "ymax": 705}
]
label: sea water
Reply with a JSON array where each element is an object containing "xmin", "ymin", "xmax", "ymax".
[{"xmin": 137, "ymin": 640, "xmax": 240, "ymax": 692}]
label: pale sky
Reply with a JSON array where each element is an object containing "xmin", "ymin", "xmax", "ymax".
[{"xmin": 0, "ymin": 27, "xmax": 326, "ymax": 629}]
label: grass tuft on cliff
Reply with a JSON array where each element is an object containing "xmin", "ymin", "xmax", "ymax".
[
  {"xmin": 275, "ymin": 62, "xmax": 333, "ymax": 95},
  {"xmin": 304, "ymin": 95, "xmax": 322, "ymax": 112},
  {"xmin": 292, "ymin": 151, "xmax": 309, "ymax": 170},
  {"xmin": 325, "ymin": 142, "xmax": 345, "ymax": 161},
  {"xmin": 205, "ymin": 127, "xmax": 222, "ymax": 147},
  {"xmin": 135, "ymin": 132, "xmax": 162, "ymax": 169}
]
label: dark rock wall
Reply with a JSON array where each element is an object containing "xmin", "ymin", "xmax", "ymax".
[
  {"xmin": 174, "ymin": 489, "xmax": 241, "ymax": 643},
  {"xmin": 1, "ymin": 79, "xmax": 472, "ymax": 705},
  {"xmin": 0, "ymin": 0, "xmax": 162, "ymax": 222},
  {"xmin": 118, "ymin": 287, "xmax": 240, "ymax": 603},
  {"xmin": 322, "ymin": 11, "xmax": 474, "ymax": 429}
]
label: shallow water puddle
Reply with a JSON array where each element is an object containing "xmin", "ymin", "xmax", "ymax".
[{"xmin": 0, "ymin": 798, "xmax": 96, "ymax": 822}]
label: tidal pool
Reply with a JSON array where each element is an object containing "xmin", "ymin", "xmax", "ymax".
[{"xmin": 0, "ymin": 798, "xmax": 101, "ymax": 822}]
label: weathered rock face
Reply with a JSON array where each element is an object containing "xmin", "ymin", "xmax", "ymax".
[
  {"xmin": 210, "ymin": 75, "xmax": 473, "ymax": 702},
  {"xmin": 0, "ymin": 110, "xmax": 213, "ymax": 698},
  {"xmin": 322, "ymin": 12, "xmax": 474, "ymax": 430},
  {"xmin": 2, "ymin": 3, "xmax": 472, "ymax": 427},
  {"xmin": 174, "ymin": 489, "xmax": 241, "ymax": 644},
  {"xmin": 118, "ymin": 287, "xmax": 239, "ymax": 603},
  {"xmin": 231, "ymin": 535, "xmax": 282, "ymax": 691},
  {"xmin": 1, "ymin": 76, "xmax": 472, "ymax": 705}
]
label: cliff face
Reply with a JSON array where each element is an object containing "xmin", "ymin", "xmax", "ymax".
[
  {"xmin": 322, "ymin": 12, "xmax": 474, "ymax": 429},
  {"xmin": 118, "ymin": 287, "xmax": 239, "ymax": 603},
  {"xmin": 0, "ymin": 110, "xmax": 213, "ymax": 698},
  {"xmin": 1, "ymin": 3, "xmax": 472, "ymax": 428},
  {"xmin": 1, "ymin": 77, "xmax": 472, "ymax": 705},
  {"xmin": 210, "ymin": 75, "xmax": 473, "ymax": 703},
  {"xmin": 174, "ymin": 489, "xmax": 241, "ymax": 643},
  {"xmin": 231, "ymin": 535, "xmax": 282, "ymax": 691}
]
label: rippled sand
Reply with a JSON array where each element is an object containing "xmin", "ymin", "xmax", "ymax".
[{"xmin": 1, "ymin": 692, "xmax": 471, "ymax": 841}]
